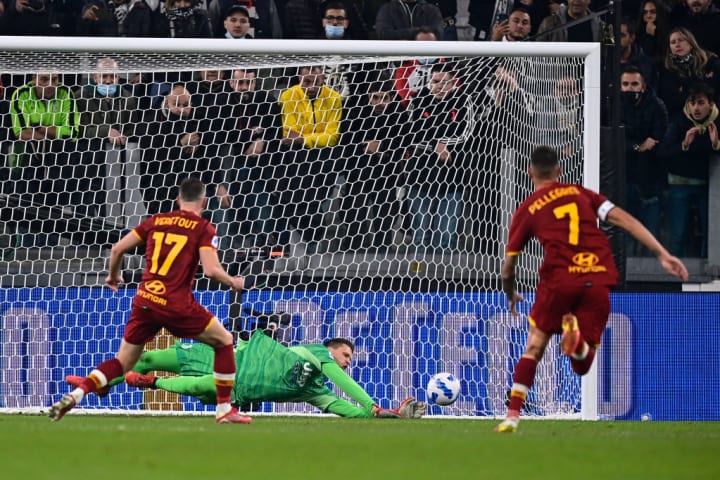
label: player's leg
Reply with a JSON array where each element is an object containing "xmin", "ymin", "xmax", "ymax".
[
  {"xmin": 127, "ymin": 372, "xmax": 218, "ymax": 405},
  {"xmin": 49, "ymin": 340, "xmax": 144, "ymax": 421},
  {"xmin": 496, "ymin": 282, "xmax": 567, "ymax": 433},
  {"xmin": 495, "ymin": 325, "xmax": 550, "ymax": 433},
  {"xmin": 194, "ymin": 317, "xmax": 251, "ymax": 424},
  {"xmin": 565, "ymin": 286, "xmax": 611, "ymax": 375},
  {"xmin": 66, "ymin": 346, "xmax": 183, "ymax": 393},
  {"xmin": 50, "ymin": 310, "xmax": 157, "ymax": 421}
]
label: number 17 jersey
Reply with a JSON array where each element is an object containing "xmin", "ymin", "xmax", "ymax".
[
  {"xmin": 133, "ymin": 209, "xmax": 218, "ymax": 312},
  {"xmin": 506, "ymin": 182, "xmax": 619, "ymax": 287}
]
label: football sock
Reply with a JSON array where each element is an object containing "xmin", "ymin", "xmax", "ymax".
[
  {"xmin": 571, "ymin": 341, "xmax": 589, "ymax": 360},
  {"xmin": 508, "ymin": 356, "xmax": 538, "ymax": 414},
  {"xmin": 78, "ymin": 358, "xmax": 124, "ymax": 395},
  {"xmin": 570, "ymin": 346, "xmax": 596, "ymax": 375},
  {"xmin": 213, "ymin": 344, "xmax": 236, "ymax": 407}
]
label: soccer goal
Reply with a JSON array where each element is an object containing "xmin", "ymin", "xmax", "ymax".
[{"xmin": 0, "ymin": 37, "xmax": 601, "ymax": 418}]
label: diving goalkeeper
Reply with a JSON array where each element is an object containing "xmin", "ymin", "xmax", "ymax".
[{"xmin": 67, "ymin": 331, "xmax": 425, "ymax": 418}]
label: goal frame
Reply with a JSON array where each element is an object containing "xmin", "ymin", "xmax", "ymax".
[{"xmin": 0, "ymin": 37, "xmax": 601, "ymax": 419}]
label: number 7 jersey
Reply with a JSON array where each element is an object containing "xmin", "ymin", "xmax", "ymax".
[
  {"xmin": 506, "ymin": 182, "xmax": 619, "ymax": 287},
  {"xmin": 133, "ymin": 209, "xmax": 218, "ymax": 309}
]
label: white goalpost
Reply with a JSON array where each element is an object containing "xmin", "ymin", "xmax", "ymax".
[{"xmin": 0, "ymin": 37, "xmax": 601, "ymax": 418}]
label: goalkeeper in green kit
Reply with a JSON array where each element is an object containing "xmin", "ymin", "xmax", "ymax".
[{"xmin": 66, "ymin": 331, "xmax": 426, "ymax": 418}]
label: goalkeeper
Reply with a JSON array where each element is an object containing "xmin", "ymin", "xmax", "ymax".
[{"xmin": 67, "ymin": 331, "xmax": 425, "ymax": 419}]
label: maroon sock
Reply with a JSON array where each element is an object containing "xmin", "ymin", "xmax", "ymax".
[
  {"xmin": 80, "ymin": 358, "xmax": 124, "ymax": 394},
  {"xmin": 508, "ymin": 356, "xmax": 538, "ymax": 413},
  {"xmin": 571, "ymin": 346, "xmax": 596, "ymax": 375},
  {"xmin": 213, "ymin": 344, "xmax": 236, "ymax": 405}
]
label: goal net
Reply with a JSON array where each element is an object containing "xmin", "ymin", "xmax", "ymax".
[{"xmin": 0, "ymin": 38, "xmax": 601, "ymax": 418}]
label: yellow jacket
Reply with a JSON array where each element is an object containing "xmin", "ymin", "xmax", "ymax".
[{"xmin": 278, "ymin": 84, "xmax": 342, "ymax": 149}]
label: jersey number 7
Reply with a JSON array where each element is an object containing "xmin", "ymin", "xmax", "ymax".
[{"xmin": 553, "ymin": 202, "xmax": 579, "ymax": 245}]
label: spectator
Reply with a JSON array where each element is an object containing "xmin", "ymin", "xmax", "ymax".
[
  {"xmin": 75, "ymin": 57, "xmax": 140, "ymax": 239},
  {"xmin": 405, "ymin": 62, "xmax": 476, "ymax": 253},
  {"xmin": 157, "ymin": 0, "xmax": 212, "ymax": 37},
  {"xmin": 9, "ymin": 72, "xmax": 103, "ymax": 246},
  {"xmin": 222, "ymin": 4, "xmax": 253, "ymax": 38},
  {"xmin": 76, "ymin": 0, "xmax": 124, "ymax": 36},
  {"xmin": 374, "ymin": 0, "xmax": 443, "ymax": 40},
  {"xmin": 619, "ymin": 18, "xmax": 658, "ymax": 90},
  {"xmin": 3, "ymin": 0, "xmax": 52, "ymax": 35},
  {"xmin": 137, "ymin": 83, "xmax": 207, "ymax": 215},
  {"xmin": 209, "ymin": 0, "xmax": 277, "ymax": 38},
  {"xmin": 393, "ymin": 26, "xmax": 440, "ymax": 107},
  {"xmin": 319, "ymin": 3, "xmax": 369, "ymax": 102},
  {"xmin": 620, "ymin": 65, "xmax": 668, "ymax": 255},
  {"xmin": 656, "ymin": 27, "xmax": 720, "ymax": 118},
  {"xmin": 277, "ymin": 65, "xmax": 342, "ymax": 249},
  {"xmin": 635, "ymin": 0, "xmax": 671, "ymax": 63},
  {"xmin": 512, "ymin": 0, "xmax": 549, "ymax": 37},
  {"xmin": 321, "ymin": 1, "xmax": 350, "ymax": 38},
  {"xmin": 535, "ymin": 0, "xmax": 604, "ymax": 42},
  {"xmin": 336, "ymin": 79, "xmax": 412, "ymax": 251},
  {"xmin": 210, "ymin": 68, "xmax": 284, "ymax": 249},
  {"xmin": 658, "ymin": 82, "xmax": 719, "ymax": 258},
  {"xmin": 75, "ymin": 57, "xmax": 139, "ymax": 151},
  {"xmin": 531, "ymin": 72, "xmax": 583, "ymax": 163},
  {"xmin": 123, "ymin": 0, "xmax": 166, "ymax": 37},
  {"xmin": 669, "ymin": 0, "xmax": 720, "ymax": 57},
  {"xmin": 467, "ymin": 0, "xmax": 495, "ymax": 40},
  {"xmin": 490, "ymin": 6, "xmax": 532, "ymax": 42},
  {"xmin": 187, "ymin": 69, "xmax": 231, "ymax": 154}
]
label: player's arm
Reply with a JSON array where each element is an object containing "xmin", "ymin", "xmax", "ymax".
[
  {"xmin": 322, "ymin": 362, "xmax": 375, "ymax": 413},
  {"xmin": 106, "ymin": 230, "xmax": 144, "ymax": 292},
  {"xmin": 322, "ymin": 363, "xmax": 425, "ymax": 418},
  {"xmin": 606, "ymin": 206, "xmax": 689, "ymax": 281},
  {"xmin": 501, "ymin": 254, "xmax": 524, "ymax": 314},
  {"xmin": 305, "ymin": 392, "xmax": 372, "ymax": 418},
  {"xmin": 199, "ymin": 248, "xmax": 248, "ymax": 291}
]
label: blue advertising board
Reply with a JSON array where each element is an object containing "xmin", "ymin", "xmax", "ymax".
[{"xmin": 1, "ymin": 288, "xmax": 717, "ymax": 420}]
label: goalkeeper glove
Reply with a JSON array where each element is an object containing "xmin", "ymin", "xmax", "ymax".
[
  {"xmin": 372, "ymin": 397, "xmax": 427, "ymax": 419},
  {"xmin": 398, "ymin": 397, "xmax": 426, "ymax": 419}
]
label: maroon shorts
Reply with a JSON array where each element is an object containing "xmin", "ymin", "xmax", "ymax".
[
  {"xmin": 528, "ymin": 282, "xmax": 611, "ymax": 347},
  {"xmin": 123, "ymin": 298, "xmax": 216, "ymax": 345}
]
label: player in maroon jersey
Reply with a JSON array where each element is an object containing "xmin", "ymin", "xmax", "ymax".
[
  {"xmin": 49, "ymin": 177, "xmax": 253, "ymax": 424},
  {"xmin": 495, "ymin": 146, "xmax": 688, "ymax": 433}
]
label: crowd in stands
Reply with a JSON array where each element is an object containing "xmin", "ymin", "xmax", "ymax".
[{"xmin": 1, "ymin": 0, "xmax": 719, "ymax": 259}]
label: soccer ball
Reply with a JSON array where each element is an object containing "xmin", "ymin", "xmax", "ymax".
[{"xmin": 426, "ymin": 372, "xmax": 461, "ymax": 406}]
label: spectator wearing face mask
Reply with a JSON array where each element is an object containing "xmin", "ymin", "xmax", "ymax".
[
  {"xmin": 619, "ymin": 65, "xmax": 668, "ymax": 256},
  {"xmin": 76, "ymin": 57, "xmax": 139, "ymax": 151},
  {"xmin": 321, "ymin": 1, "xmax": 350, "ymax": 39}
]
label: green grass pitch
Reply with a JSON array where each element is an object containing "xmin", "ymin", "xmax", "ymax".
[{"xmin": 2, "ymin": 415, "xmax": 718, "ymax": 480}]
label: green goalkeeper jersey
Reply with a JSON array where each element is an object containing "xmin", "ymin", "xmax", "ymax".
[{"xmin": 174, "ymin": 331, "xmax": 375, "ymax": 417}]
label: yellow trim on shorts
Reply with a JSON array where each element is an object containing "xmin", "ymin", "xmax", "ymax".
[{"xmin": 527, "ymin": 315, "xmax": 537, "ymax": 328}]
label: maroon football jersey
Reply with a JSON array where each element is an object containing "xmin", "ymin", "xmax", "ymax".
[
  {"xmin": 506, "ymin": 182, "xmax": 619, "ymax": 287},
  {"xmin": 132, "ymin": 209, "xmax": 218, "ymax": 310}
]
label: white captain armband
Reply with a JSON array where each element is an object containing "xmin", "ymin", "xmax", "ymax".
[{"xmin": 597, "ymin": 200, "xmax": 615, "ymax": 222}]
